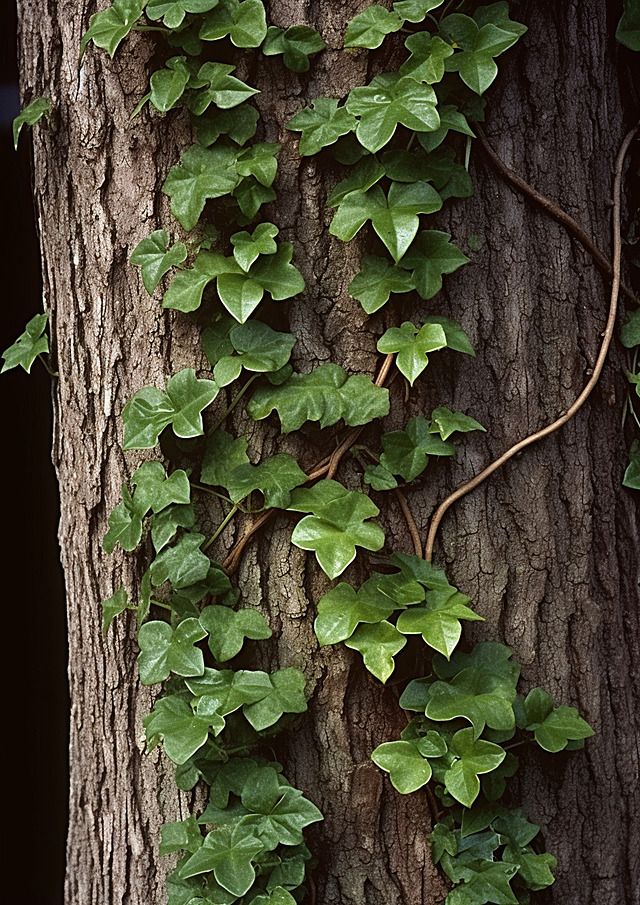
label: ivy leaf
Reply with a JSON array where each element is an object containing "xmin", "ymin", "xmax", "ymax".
[
  {"xmin": 179, "ymin": 824, "xmax": 264, "ymax": 895},
  {"xmin": 187, "ymin": 667, "xmax": 272, "ymax": 720},
  {"xmin": 159, "ymin": 816, "xmax": 204, "ymax": 856},
  {"xmin": 441, "ymin": 13, "xmax": 526, "ymax": 95},
  {"xmin": 377, "ymin": 321, "xmax": 447, "ymax": 385},
  {"xmin": 236, "ymin": 143, "xmax": 280, "ymax": 187},
  {"xmin": 201, "ymin": 428, "xmax": 249, "ymax": 488},
  {"xmin": 101, "ymin": 586, "xmax": 131, "ymax": 634},
  {"xmin": 529, "ymin": 703, "xmax": 594, "ymax": 753},
  {"xmin": 344, "ymin": 5, "xmax": 403, "ymax": 49},
  {"xmin": 431, "ymin": 822, "xmax": 458, "ymax": 863},
  {"xmin": 345, "ymin": 621, "xmax": 406, "ymax": 683},
  {"xmin": 400, "ymin": 230, "xmax": 469, "ymax": 299},
  {"xmin": 200, "ymin": 606, "xmax": 271, "ymax": 662},
  {"xmin": 199, "ymin": 0, "xmax": 268, "ymax": 48},
  {"xmin": 288, "ymin": 480, "xmax": 385, "ymax": 578},
  {"xmin": 617, "ymin": 0, "xmax": 640, "ymax": 50},
  {"xmin": 209, "ymin": 320, "xmax": 296, "ymax": 387},
  {"xmin": 424, "ymin": 316, "xmax": 475, "ymax": 356},
  {"xmin": 130, "ymin": 230, "xmax": 188, "ymax": 295},
  {"xmin": 367, "ymin": 415, "xmax": 454, "ymax": 489},
  {"xmin": 399, "ymin": 33, "xmax": 454, "ymax": 83},
  {"xmin": 396, "ymin": 586, "xmax": 482, "ymax": 658},
  {"xmin": 231, "ymin": 222, "xmax": 279, "ymax": 271},
  {"xmin": 329, "ymin": 181, "xmax": 442, "ymax": 262},
  {"xmin": 12, "ymin": 96, "xmax": 51, "ymax": 150},
  {"xmin": 146, "ymin": 0, "xmax": 219, "ymax": 28},
  {"xmin": 242, "ymin": 667, "xmax": 308, "ymax": 730},
  {"xmin": 164, "ymin": 251, "xmax": 234, "ymax": 313},
  {"xmin": 445, "ymin": 861, "xmax": 519, "ymax": 905},
  {"xmin": 348, "ymin": 256, "xmax": 415, "ymax": 314},
  {"xmin": 287, "ymin": 98, "xmax": 356, "ymax": 156},
  {"xmin": 314, "ymin": 581, "xmax": 397, "ymax": 645},
  {"xmin": 163, "ymin": 144, "xmax": 241, "ymax": 231},
  {"xmin": 215, "ymin": 242, "xmax": 305, "ymax": 323},
  {"xmin": 444, "ymin": 728, "xmax": 505, "ymax": 807},
  {"xmin": 151, "ymin": 503, "xmax": 196, "ymax": 552},
  {"xmin": 502, "ymin": 846, "xmax": 557, "ymax": 891},
  {"xmin": 132, "ymin": 461, "xmax": 191, "ymax": 513},
  {"xmin": 240, "ymin": 771, "xmax": 322, "ymax": 848},
  {"xmin": 138, "ymin": 618, "xmax": 207, "ymax": 685},
  {"xmin": 196, "ymin": 103, "xmax": 259, "ymax": 147},
  {"xmin": 150, "ymin": 532, "xmax": 211, "ymax": 589},
  {"xmin": 371, "ymin": 740, "xmax": 432, "ymax": 793},
  {"xmin": 418, "ymin": 104, "xmax": 475, "ymax": 154},
  {"xmin": 621, "ymin": 308, "xmax": 640, "ymax": 348},
  {"xmin": 81, "ymin": 0, "xmax": 145, "ymax": 57},
  {"xmin": 623, "ymin": 440, "xmax": 640, "ymax": 490},
  {"xmin": 248, "ymin": 363, "xmax": 389, "ymax": 433},
  {"xmin": 262, "ymin": 25, "xmax": 327, "ymax": 72},
  {"xmin": 1, "ymin": 313, "xmax": 49, "ymax": 374},
  {"xmin": 326, "ymin": 157, "xmax": 385, "ymax": 207},
  {"xmin": 430, "ymin": 406, "xmax": 485, "ymax": 441},
  {"xmin": 226, "ymin": 455, "xmax": 307, "ymax": 509},
  {"xmin": 234, "ymin": 178, "xmax": 276, "ymax": 220},
  {"xmin": 144, "ymin": 695, "xmax": 213, "ymax": 764},
  {"xmin": 251, "ymin": 889, "xmax": 297, "ymax": 905},
  {"xmin": 188, "ymin": 63, "xmax": 260, "ymax": 116},
  {"xmin": 394, "ymin": 0, "xmax": 444, "ymax": 21},
  {"xmin": 149, "ymin": 56, "xmax": 191, "ymax": 113},
  {"xmin": 346, "ymin": 74, "xmax": 440, "ymax": 153}
]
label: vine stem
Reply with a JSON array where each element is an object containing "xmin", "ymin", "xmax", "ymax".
[
  {"xmin": 424, "ymin": 124, "xmax": 638, "ymax": 563},
  {"xmin": 394, "ymin": 488, "xmax": 422, "ymax": 556},
  {"xmin": 204, "ymin": 504, "xmax": 239, "ymax": 551},
  {"xmin": 207, "ymin": 374, "xmax": 259, "ymax": 436},
  {"xmin": 476, "ymin": 125, "xmax": 638, "ymax": 305}
]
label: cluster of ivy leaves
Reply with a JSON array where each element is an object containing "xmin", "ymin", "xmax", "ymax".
[{"xmin": 4, "ymin": 2, "xmax": 599, "ymax": 905}]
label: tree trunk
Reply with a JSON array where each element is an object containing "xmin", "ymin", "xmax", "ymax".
[{"xmin": 16, "ymin": 1, "xmax": 639, "ymax": 904}]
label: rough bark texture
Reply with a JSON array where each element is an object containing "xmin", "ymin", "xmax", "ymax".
[{"xmin": 16, "ymin": 1, "xmax": 639, "ymax": 904}]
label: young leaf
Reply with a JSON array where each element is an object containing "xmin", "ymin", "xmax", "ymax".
[
  {"xmin": 346, "ymin": 74, "xmax": 440, "ymax": 153},
  {"xmin": 242, "ymin": 667, "xmax": 308, "ymax": 730},
  {"xmin": 329, "ymin": 181, "xmax": 442, "ymax": 262},
  {"xmin": 1, "ymin": 313, "xmax": 49, "ymax": 374},
  {"xmin": 287, "ymin": 98, "xmax": 356, "ymax": 156},
  {"xmin": 443, "ymin": 728, "xmax": 506, "ymax": 807},
  {"xmin": 81, "ymin": 0, "xmax": 145, "ymax": 57},
  {"xmin": 188, "ymin": 62, "xmax": 260, "ymax": 115},
  {"xmin": 377, "ymin": 321, "xmax": 447, "ymax": 385},
  {"xmin": 200, "ymin": 606, "xmax": 271, "ymax": 662},
  {"xmin": 430, "ymin": 406, "xmax": 485, "ymax": 441},
  {"xmin": 179, "ymin": 824, "xmax": 264, "ymax": 894},
  {"xmin": 396, "ymin": 586, "xmax": 482, "ymax": 659},
  {"xmin": 123, "ymin": 369, "xmax": 219, "ymax": 449},
  {"xmin": 344, "ymin": 5, "xmax": 403, "ymax": 49},
  {"xmin": 149, "ymin": 57, "xmax": 191, "ymax": 113},
  {"xmin": 367, "ymin": 415, "xmax": 454, "ymax": 489},
  {"xmin": 12, "ymin": 96, "xmax": 51, "ymax": 150},
  {"xmin": 130, "ymin": 230, "xmax": 188, "ymax": 295},
  {"xmin": 138, "ymin": 618, "xmax": 207, "ymax": 685},
  {"xmin": 248, "ymin": 363, "xmax": 389, "ymax": 433},
  {"xmin": 371, "ymin": 739, "xmax": 432, "ymax": 793},
  {"xmin": 262, "ymin": 25, "xmax": 326, "ymax": 72},
  {"xmin": 441, "ymin": 12, "xmax": 527, "ymax": 95},
  {"xmin": 101, "ymin": 586, "xmax": 131, "ymax": 634},
  {"xmin": 163, "ymin": 144, "xmax": 241, "ymax": 231},
  {"xmin": 345, "ymin": 621, "xmax": 407, "ymax": 683},
  {"xmin": 144, "ymin": 694, "xmax": 214, "ymax": 764},
  {"xmin": 199, "ymin": 0, "xmax": 268, "ymax": 48},
  {"xmin": 399, "ymin": 33, "xmax": 453, "ymax": 83},
  {"xmin": 150, "ymin": 532, "xmax": 211, "ymax": 589},
  {"xmin": 424, "ymin": 316, "xmax": 475, "ymax": 355},
  {"xmin": 400, "ymin": 230, "xmax": 469, "ymax": 299},
  {"xmin": 288, "ymin": 480, "xmax": 385, "ymax": 578},
  {"xmin": 531, "ymin": 705, "xmax": 594, "ymax": 753},
  {"xmin": 234, "ymin": 177, "xmax": 276, "ymax": 219},
  {"xmin": 231, "ymin": 222, "xmax": 279, "ymax": 271},
  {"xmin": 314, "ymin": 581, "xmax": 397, "ymax": 646},
  {"xmin": 348, "ymin": 256, "xmax": 415, "ymax": 314}
]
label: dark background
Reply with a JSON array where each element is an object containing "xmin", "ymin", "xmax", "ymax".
[{"xmin": 1, "ymin": 4, "xmax": 67, "ymax": 903}]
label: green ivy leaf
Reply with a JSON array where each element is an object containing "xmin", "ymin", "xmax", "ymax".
[
  {"xmin": 314, "ymin": 581, "xmax": 397, "ymax": 645},
  {"xmin": 288, "ymin": 480, "xmax": 385, "ymax": 578},
  {"xmin": 12, "ymin": 96, "xmax": 51, "ymax": 150},
  {"xmin": 231, "ymin": 222, "xmax": 279, "ymax": 271},
  {"xmin": 144, "ymin": 694, "xmax": 214, "ymax": 764},
  {"xmin": 242, "ymin": 667, "xmax": 308, "ymax": 730},
  {"xmin": 371, "ymin": 739, "xmax": 432, "ymax": 793},
  {"xmin": 149, "ymin": 56, "xmax": 191, "ymax": 113},
  {"xmin": 348, "ymin": 256, "xmax": 414, "ymax": 314},
  {"xmin": 424, "ymin": 316, "xmax": 475, "ymax": 356},
  {"xmin": 187, "ymin": 667, "xmax": 273, "ymax": 721},
  {"xmin": 617, "ymin": 0, "xmax": 640, "ymax": 50},
  {"xmin": 236, "ymin": 143, "xmax": 280, "ymax": 187},
  {"xmin": 150, "ymin": 532, "xmax": 211, "ymax": 589},
  {"xmin": 164, "ymin": 251, "xmax": 234, "ymax": 313},
  {"xmin": 441, "ymin": 12, "xmax": 526, "ymax": 95},
  {"xmin": 159, "ymin": 816, "xmax": 204, "ymax": 856},
  {"xmin": 123, "ymin": 369, "xmax": 219, "ymax": 450},
  {"xmin": 287, "ymin": 98, "xmax": 356, "ymax": 156},
  {"xmin": 330, "ymin": 181, "xmax": 442, "ymax": 262},
  {"xmin": 1, "ymin": 313, "xmax": 49, "ymax": 374},
  {"xmin": 151, "ymin": 503, "xmax": 196, "ymax": 552},
  {"xmin": 326, "ymin": 156, "xmax": 385, "ymax": 206},
  {"xmin": 250, "ymin": 889, "xmax": 297, "ymax": 905},
  {"xmin": 189, "ymin": 62, "xmax": 260, "ymax": 116},
  {"xmin": 201, "ymin": 428, "xmax": 249, "ymax": 488},
  {"xmin": 146, "ymin": 0, "xmax": 219, "ymax": 28},
  {"xmin": 503, "ymin": 845, "xmax": 556, "ymax": 891},
  {"xmin": 344, "ymin": 5, "xmax": 403, "ymax": 49},
  {"xmin": 397, "ymin": 586, "xmax": 482, "ymax": 659},
  {"xmin": 444, "ymin": 728, "xmax": 505, "ymax": 807},
  {"xmin": 431, "ymin": 822, "xmax": 458, "ymax": 863},
  {"xmin": 430, "ymin": 406, "xmax": 485, "ymax": 441},
  {"xmin": 208, "ymin": 320, "xmax": 296, "ymax": 386},
  {"xmin": 345, "ymin": 621, "xmax": 406, "ymax": 683},
  {"xmin": 179, "ymin": 824, "xmax": 264, "ymax": 895},
  {"xmin": 138, "ymin": 618, "xmax": 207, "ymax": 685},
  {"xmin": 394, "ymin": 0, "xmax": 444, "ymax": 22},
  {"xmin": 377, "ymin": 321, "xmax": 448, "ymax": 385},
  {"xmin": 400, "ymin": 230, "xmax": 469, "ymax": 299},
  {"xmin": 248, "ymin": 363, "xmax": 389, "ymax": 433},
  {"xmin": 200, "ymin": 606, "xmax": 271, "ymax": 662},
  {"xmin": 399, "ymin": 33, "xmax": 453, "ymax": 83},
  {"xmin": 262, "ymin": 25, "xmax": 326, "ymax": 72},
  {"xmin": 529, "ymin": 703, "xmax": 594, "ymax": 753},
  {"xmin": 346, "ymin": 74, "xmax": 440, "ymax": 153},
  {"xmin": 81, "ymin": 0, "xmax": 145, "ymax": 57},
  {"xmin": 365, "ymin": 415, "xmax": 454, "ymax": 490},
  {"xmin": 623, "ymin": 440, "xmax": 640, "ymax": 490},
  {"xmin": 621, "ymin": 308, "xmax": 640, "ymax": 348},
  {"xmin": 418, "ymin": 104, "xmax": 475, "ymax": 154},
  {"xmin": 199, "ymin": 0, "xmax": 268, "ymax": 48},
  {"xmin": 226, "ymin": 455, "xmax": 307, "ymax": 509},
  {"xmin": 163, "ymin": 144, "xmax": 241, "ymax": 231},
  {"xmin": 196, "ymin": 103, "xmax": 259, "ymax": 147},
  {"xmin": 213, "ymin": 242, "xmax": 304, "ymax": 323},
  {"xmin": 240, "ymin": 769, "xmax": 322, "ymax": 848},
  {"xmin": 234, "ymin": 177, "xmax": 276, "ymax": 220},
  {"xmin": 445, "ymin": 861, "xmax": 519, "ymax": 905},
  {"xmin": 130, "ymin": 230, "xmax": 188, "ymax": 295},
  {"xmin": 101, "ymin": 586, "xmax": 131, "ymax": 634}
]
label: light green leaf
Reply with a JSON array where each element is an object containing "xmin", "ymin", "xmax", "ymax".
[
  {"xmin": 330, "ymin": 181, "xmax": 442, "ymax": 262},
  {"xmin": 394, "ymin": 0, "xmax": 444, "ymax": 21},
  {"xmin": 444, "ymin": 728, "xmax": 506, "ymax": 807},
  {"xmin": 399, "ymin": 33, "xmax": 453, "ymax": 83},
  {"xmin": 138, "ymin": 618, "xmax": 207, "ymax": 685},
  {"xmin": 532, "ymin": 704, "xmax": 594, "ymax": 753},
  {"xmin": 130, "ymin": 230, "xmax": 188, "ymax": 295},
  {"xmin": 188, "ymin": 62, "xmax": 260, "ymax": 115},
  {"xmin": 146, "ymin": 0, "xmax": 220, "ymax": 29},
  {"xmin": 617, "ymin": 0, "xmax": 640, "ymax": 50},
  {"xmin": 143, "ymin": 694, "xmax": 214, "ymax": 764},
  {"xmin": 247, "ymin": 242, "xmax": 306, "ymax": 301},
  {"xmin": 164, "ymin": 252, "xmax": 236, "ymax": 313},
  {"xmin": 123, "ymin": 369, "xmax": 219, "ymax": 449},
  {"xmin": 231, "ymin": 222, "xmax": 279, "ymax": 271},
  {"xmin": 226, "ymin": 454, "xmax": 307, "ymax": 509},
  {"xmin": 348, "ymin": 256, "xmax": 415, "ymax": 314},
  {"xmin": 288, "ymin": 480, "xmax": 385, "ymax": 578},
  {"xmin": 424, "ymin": 316, "xmax": 475, "ymax": 355},
  {"xmin": 101, "ymin": 586, "xmax": 131, "ymax": 634},
  {"xmin": 248, "ymin": 362, "xmax": 389, "ymax": 433},
  {"xmin": 186, "ymin": 667, "xmax": 272, "ymax": 720},
  {"xmin": 441, "ymin": 12, "xmax": 526, "ymax": 95},
  {"xmin": 346, "ymin": 74, "xmax": 440, "ymax": 153},
  {"xmin": 163, "ymin": 144, "xmax": 241, "ymax": 231},
  {"xmin": 377, "ymin": 321, "xmax": 447, "ymax": 385},
  {"xmin": 236, "ymin": 143, "xmax": 280, "ymax": 187},
  {"xmin": 12, "ymin": 96, "xmax": 51, "ymax": 150},
  {"xmin": 345, "ymin": 621, "xmax": 406, "ymax": 683},
  {"xmin": 344, "ymin": 5, "xmax": 403, "ymax": 49},
  {"xmin": 179, "ymin": 824, "xmax": 264, "ymax": 895},
  {"xmin": 430, "ymin": 406, "xmax": 485, "ymax": 441},
  {"xmin": 242, "ymin": 667, "xmax": 308, "ymax": 730},
  {"xmin": 397, "ymin": 586, "xmax": 481, "ymax": 658},
  {"xmin": 149, "ymin": 57, "xmax": 191, "ymax": 112},
  {"xmin": 150, "ymin": 532, "xmax": 211, "ymax": 589},
  {"xmin": 159, "ymin": 816, "xmax": 204, "ymax": 856},
  {"xmin": 200, "ymin": 605, "xmax": 271, "ymax": 661},
  {"xmin": 314, "ymin": 581, "xmax": 397, "ymax": 646},
  {"xmin": 199, "ymin": 0, "xmax": 267, "ymax": 48},
  {"xmin": 287, "ymin": 98, "xmax": 356, "ymax": 156},
  {"xmin": 1, "ymin": 313, "xmax": 49, "ymax": 374},
  {"xmin": 262, "ymin": 25, "xmax": 326, "ymax": 72},
  {"xmin": 151, "ymin": 503, "xmax": 196, "ymax": 552},
  {"xmin": 371, "ymin": 739, "xmax": 432, "ymax": 793},
  {"xmin": 81, "ymin": 0, "xmax": 145, "ymax": 57},
  {"xmin": 400, "ymin": 230, "xmax": 469, "ymax": 299}
]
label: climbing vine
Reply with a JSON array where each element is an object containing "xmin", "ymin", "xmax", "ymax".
[{"xmin": 9, "ymin": 1, "xmax": 640, "ymax": 904}]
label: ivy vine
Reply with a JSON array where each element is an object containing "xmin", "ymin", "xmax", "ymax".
[{"xmin": 7, "ymin": 1, "xmax": 639, "ymax": 904}]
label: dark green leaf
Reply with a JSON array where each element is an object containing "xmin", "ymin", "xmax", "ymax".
[
  {"xmin": 101, "ymin": 586, "xmax": 131, "ymax": 634},
  {"xmin": 130, "ymin": 230, "xmax": 188, "ymax": 295},
  {"xmin": 344, "ymin": 5, "xmax": 403, "ymax": 49},
  {"xmin": 400, "ymin": 230, "xmax": 469, "ymax": 299},
  {"xmin": 620, "ymin": 308, "xmax": 640, "ymax": 348},
  {"xmin": 163, "ymin": 144, "xmax": 241, "ymax": 231},
  {"xmin": 430, "ymin": 406, "xmax": 485, "ymax": 441},
  {"xmin": 617, "ymin": 0, "xmax": 640, "ymax": 50},
  {"xmin": 196, "ymin": 103, "xmax": 259, "ymax": 147},
  {"xmin": 348, "ymin": 256, "xmax": 415, "ymax": 314},
  {"xmin": 287, "ymin": 98, "xmax": 356, "ymax": 156},
  {"xmin": 262, "ymin": 25, "xmax": 326, "ymax": 72},
  {"xmin": 179, "ymin": 824, "xmax": 263, "ymax": 894},
  {"xmin": 199, "ymin": 0, "xmax": 267, "ymax": 48},
  {"xmin": 199, "ymin": 605, "xmax": 272, "ymax": 661},
  {"xmin": 150, "ymin": 532, "xmax": 211, "ymax": 589},
  {"xmin": 144, "ymin": 694, "xmax": 214, "ymax": 764}
]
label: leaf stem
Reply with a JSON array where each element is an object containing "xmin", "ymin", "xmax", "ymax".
[
  {"xmin": 207, "ymin": 374, "xmax": 259, "ymax": 436},
  {"xmin": 38, "ymin": 354, "xmax": 58, "ymax": 378},
  {"xmin": 204, "ymin": 504, "xmax": 239, "ymax": 551}
]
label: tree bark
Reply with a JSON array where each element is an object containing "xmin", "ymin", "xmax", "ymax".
[{"xmin": 16, "ymin": 1, "xmax": 639, "ymax": 904}]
